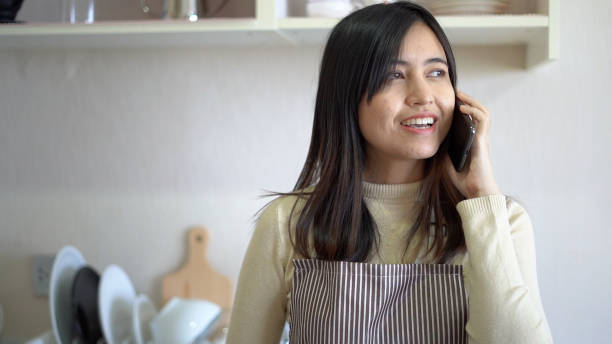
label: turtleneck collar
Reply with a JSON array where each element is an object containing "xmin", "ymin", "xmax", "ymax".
[{"xmin": 362, "ymin": 180, "xmax": 422, "ymax": 201}]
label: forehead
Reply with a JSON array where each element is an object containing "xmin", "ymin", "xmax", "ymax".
[{"xmin": 397, "ymin": 21, "xmax": 446, "ymax": 63}]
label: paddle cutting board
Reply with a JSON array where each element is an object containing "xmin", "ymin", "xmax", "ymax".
[{"xmin": 161, "ymin": 226, "xmax": 233, "ymax": 310}]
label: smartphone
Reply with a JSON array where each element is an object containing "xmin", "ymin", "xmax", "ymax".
[{"xmin": 448, "ymin": 99, "xmax": 476, "ymax": 172}]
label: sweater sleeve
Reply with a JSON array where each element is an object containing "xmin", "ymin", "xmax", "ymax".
[
  {"xmin": 456, "ymin": 195, "xmax": 553, "ymax": 343},
  {"xmin": 226, "ymin": 198, "xmax": 289, "ymax": 344}
]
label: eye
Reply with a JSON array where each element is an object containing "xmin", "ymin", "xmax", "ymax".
[
  {"xmin": 428, "ymin": 69, "xmax": 447, "ymax": 78},
  {"xmin": 387, "ymin": 71, "xmax": 404, "ymax": 80}
]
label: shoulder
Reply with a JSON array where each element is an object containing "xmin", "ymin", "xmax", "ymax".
[
  {"xmin": 247, "ymin": 187, "xmax": 315, "ymax": 283},
  {"xmin": 258, "ymin": 186, "xmax": 314, "ymax": 223},
  {"xmin": 253, "ymin": 186, "xmax": 315, "ymax": 239}
]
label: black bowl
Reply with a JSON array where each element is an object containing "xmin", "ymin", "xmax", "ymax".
[{"xmin": 0, "ymin": 0, "xmax": 25, "ymax": 23}]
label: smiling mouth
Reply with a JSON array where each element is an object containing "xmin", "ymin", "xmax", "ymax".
[{"xmin": 400, "ymin": 117, "xmax": 436, "ymax": 129}]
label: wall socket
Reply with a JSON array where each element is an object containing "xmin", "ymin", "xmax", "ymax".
[{"xmin": 32, "ymin": 254, "xmax": 55, "ymax": 297}]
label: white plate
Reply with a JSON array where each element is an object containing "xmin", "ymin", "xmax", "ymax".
[
  {"xmin": 0, "ymin": 304, "xmax": 4, "ymax": 336},
  {"xmin": 430, "ymin": 2, "xmax": 507, "ymax": 8},
  {"xmin": 427, "ymin": 0, "xmax": 508, "ymax": 14},
  {"xmin": 431, "ymin": 4, "xmax": 507, "ymax": 9},
  {"xmin": 49, "ymin": 245, "xmax": 86, "ymax": 344},
  {"xmin": 306, "ymin": 2, "xmax": 355, "ymax": 18},
  {"xmin": 432, "ymin": 8, "xmax": 507, "ymax": 15},
  {"xmin": 98, "ymin": 265, "xmax": 137, "ymax": 344},
  {"xmin": 132, "ymin": 294, "xmax": 157, "ymax": 344},
  {"xmin": 431, "ymin": 5, "xmax": 508, "ymax": 14},
  {"xmin": 428, "ymin": 0, "xmax": 508, "ymax": 4}
]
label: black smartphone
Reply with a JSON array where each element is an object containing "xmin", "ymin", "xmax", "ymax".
[{"xmin": 448, "ymin": 99, "xmax": 476, "ymax": 172}]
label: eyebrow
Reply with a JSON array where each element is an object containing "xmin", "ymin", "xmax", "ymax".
[{"xmin": 390, "ymin": 57, "xmax": 448, "ymax": 66}]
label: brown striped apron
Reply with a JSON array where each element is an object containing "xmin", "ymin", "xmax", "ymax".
[{"xmin": 289, "ymin": 259, "xmax": 468, "ymax": 343}]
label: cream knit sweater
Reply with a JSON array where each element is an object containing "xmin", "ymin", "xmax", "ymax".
[{"xmin": 227, "ymin": 181, "xmax": 553, "ymax": 343}]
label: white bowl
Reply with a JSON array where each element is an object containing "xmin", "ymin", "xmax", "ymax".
[
  {"xmin": 150, "ymin": 298, "xmax": 221, "ymax": 344},
  {"xmin": 306, "ymin": 1, "xmax": 355, "ymax": 18}
]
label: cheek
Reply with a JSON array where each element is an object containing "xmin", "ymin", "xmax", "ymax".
[
  {"xmin": 439, "ymin": 86, "xmax": 456, "ymax": 113},
  {"xmin": 438, "ymin": 89, "xmax": 456, "ymax": 133},
  {"xmin": 359, "ymin": 98, "xmax": 393, "ymax": 135}
]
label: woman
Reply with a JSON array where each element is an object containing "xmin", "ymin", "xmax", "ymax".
[{"xmin": 227, "ymin": 2, "xmax": 553, "ymax": 343}]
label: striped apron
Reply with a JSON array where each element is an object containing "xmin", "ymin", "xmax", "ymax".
[{"xmin": 289, "ymin": 259, "xmax": 468, "ymax": 343}]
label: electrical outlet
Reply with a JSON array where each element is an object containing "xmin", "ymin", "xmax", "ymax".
[{"xmin": 32, "ymin": 254, "xmax": 55, "ymax": 297}]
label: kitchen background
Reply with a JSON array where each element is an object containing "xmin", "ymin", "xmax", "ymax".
[{"xmin": 1, "ymin": 0, "xmax": 610, "ymax": 342}]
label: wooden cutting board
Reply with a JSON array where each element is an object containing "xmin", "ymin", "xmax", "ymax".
[{"xmin": 161, "ymin": 226, "xmax": 233, "ymax": 310}]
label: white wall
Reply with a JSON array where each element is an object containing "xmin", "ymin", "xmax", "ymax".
[{"xmin": 1, "ymin": 0, "xmax": 611, "ymax": 342}]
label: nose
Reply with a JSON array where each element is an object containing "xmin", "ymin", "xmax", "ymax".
[{"xmin": 405, "ymin": 76, "xmax": 434, "ymax": 107}]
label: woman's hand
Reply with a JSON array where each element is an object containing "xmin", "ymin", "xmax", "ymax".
[{"xmin": 444, "ymin": 90, "xmax": 501, "ymax": 199}]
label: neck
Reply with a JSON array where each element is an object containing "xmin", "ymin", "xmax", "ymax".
[{"xmin": 363, "ymin": 155, "xmax": 425, "ymax": 184}]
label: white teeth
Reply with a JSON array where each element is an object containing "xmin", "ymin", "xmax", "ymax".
[{"xmin": 401, "ymin": 117, "xmax": 435, "ymax": 126}]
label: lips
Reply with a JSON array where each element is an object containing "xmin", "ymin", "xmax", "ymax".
[
  {"xmin": 398, "ymin": 112, "xmax": 439, "ymax": 134},
  {"xmin": 399, "ymin": 113, "xmax": 439, "ymax": 126}
]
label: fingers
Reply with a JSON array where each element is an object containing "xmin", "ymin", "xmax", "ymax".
[
  {"xmin": 456, "ymin": 90, "xmax": 490, "ymax": 135},
  {"xmin": 459, "ymin": 103, "xmax": 490, "ymax": 134},
  {"xmin": 457, "ymin": 90, "xmax": 488, "ymax": 113}
]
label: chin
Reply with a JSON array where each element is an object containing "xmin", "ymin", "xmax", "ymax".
[{"xmin": 406, "ymin": 145, "xmax": 440, "ymax": 160}]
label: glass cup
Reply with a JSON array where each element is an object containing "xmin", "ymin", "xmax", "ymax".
[{"xmin": 61, "ymin": 0, "xmax": 95, "ymax": 23}]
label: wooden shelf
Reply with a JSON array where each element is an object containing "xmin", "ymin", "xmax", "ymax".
[
  {"xmin": 0, "ymin": 19, "xmax": 280, "ymax": 48},
  {"xmin": 0, "ymin": 0, "xmax": 558, "ymax": 67},
  {"xmin": 278, "ymin": 14, "xmax": 546, "ymax": 44}
]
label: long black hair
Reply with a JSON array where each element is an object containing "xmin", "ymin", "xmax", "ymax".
[{"xmin": 263, "ymin": 1, "xmax": 466, "ymax": 264}]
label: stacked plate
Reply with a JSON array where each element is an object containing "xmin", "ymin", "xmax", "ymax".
[
  {"xmin": 47, "ymin": 245, "xmax": 221, "ymax": 344},
  {"xmin": 306, "ymin": 0, "xmax": 355, "ymax": 18},
  {"xmin": 49, "ymin": 246, "xmax": 156, "ymax": 344},
  {"xmin": 421, "ymin": 0, "xmax": 510, "ymax": 15}
]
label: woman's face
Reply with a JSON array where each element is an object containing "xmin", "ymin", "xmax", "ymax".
[{"xmin": 358, "ymin": 21, "xmax": 455, "ymax": 177}]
